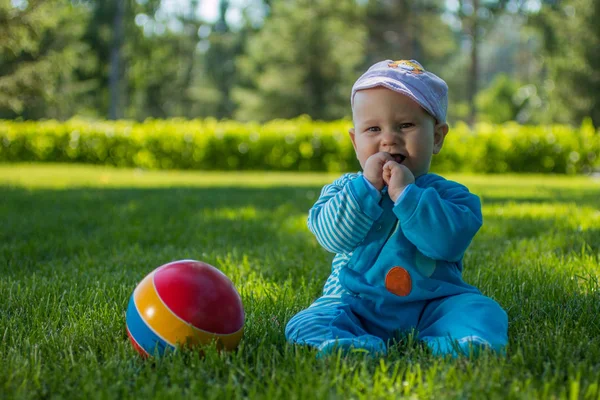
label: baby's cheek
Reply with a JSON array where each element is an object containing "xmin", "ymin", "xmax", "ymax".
[{"xmin": 358, "ymin": 150, "xmax": 371, "ymax": 166}]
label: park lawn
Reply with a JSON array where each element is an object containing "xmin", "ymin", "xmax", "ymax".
[{"xmin": 1, "ymin": 163, "xmax": 600, "ymax": 400}]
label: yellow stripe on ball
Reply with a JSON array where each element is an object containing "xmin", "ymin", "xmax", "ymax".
[{"xmin": 133, "ymin": 271, "xmax": 243, "ymax": 350}]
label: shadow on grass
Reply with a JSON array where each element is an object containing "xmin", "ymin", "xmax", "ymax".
[
  {"xmin": 2, "ymin": 183, "xmax": 598, "ymax": 280},
  {"xmin": 0, "ymin": 185, "xmax": 328, "ymax": 273}
]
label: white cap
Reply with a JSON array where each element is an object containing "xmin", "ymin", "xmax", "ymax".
[{"xmin": 351, "ymin": 59, "xmax": 448, "ymax": 123}]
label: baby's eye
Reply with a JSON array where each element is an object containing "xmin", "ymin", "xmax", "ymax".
[
  {"xmin": 398, "ymin": 123, "xmax": 414, "ymax": 129},
  {"xmin": 367, "ymin": 127, "xmax": 380, "ymax": 132}
]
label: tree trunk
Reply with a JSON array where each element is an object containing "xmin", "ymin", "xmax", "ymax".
[
  {"xmin": 182, "ymin": 0, "xmax": 200, "ymax": 118},
  {"xmin": 468, "ymin": 0, "xmax": 479, "ymax": 126},
  {"xmin": 109, "ymin": 0, "xmax": 124, "ymax": 120}
]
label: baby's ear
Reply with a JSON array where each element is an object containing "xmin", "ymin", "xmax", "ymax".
[
  {"xmin": 349, "ymin": 127, "xmax": 357, "ymax": 151},
  {"xmin": 433, "ymin": 123, "xmax": 448, "ymax": 154}
]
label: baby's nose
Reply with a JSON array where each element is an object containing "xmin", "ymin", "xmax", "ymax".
[{"xmin": 380, "ymin": 130, "xmax": 397, "ymax": 145}]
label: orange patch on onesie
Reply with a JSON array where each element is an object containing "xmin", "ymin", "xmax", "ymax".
[{"xmin": 385, "ymin": 266, "xmax": 412, "ymax": 296}]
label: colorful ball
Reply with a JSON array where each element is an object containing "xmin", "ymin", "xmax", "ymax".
[{"xmin": 125, "ymin": 259, "xmax": 244, "ymax": 357}]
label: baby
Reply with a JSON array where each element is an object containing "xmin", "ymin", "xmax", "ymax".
[{"xmin": 285, "ymin": 59, "xmax": 508, "ymax": 357}]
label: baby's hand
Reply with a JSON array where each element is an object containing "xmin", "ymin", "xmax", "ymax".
[
  {"xmin": 363, "ymin": 152, "xmax": 394, "ymax": 190},
  {"xmin": 383, "ymin": 160, "xmax": 415, "ymax": 202}
]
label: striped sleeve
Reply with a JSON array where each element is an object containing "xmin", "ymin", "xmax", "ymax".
[{"xmin": 307, "ymin": 173, "xmax": 383, "ymax": 254}]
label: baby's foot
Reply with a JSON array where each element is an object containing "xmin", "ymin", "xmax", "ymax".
[{"xmin": 316, "ymin": 336, "xmax": 387, "ymax": 358}]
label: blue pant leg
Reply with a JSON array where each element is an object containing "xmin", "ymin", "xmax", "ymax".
[
  {"xmin": 285, "ymin": 296, "xmax": 387, "ymax": 356},
  {"xmin": 417, "ymin": 292, "xmax": 508, "ymax": 357}
]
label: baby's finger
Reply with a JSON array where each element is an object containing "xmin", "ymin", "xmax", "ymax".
[
  {"xmin": 378, "ymin": 152, "xmax": 395, "ymax": 162},
  {"xmin": 382, "ymin": 168, "xmax": 391, "ymax": 183},
  {"xmin": 383, "ymin": 160, "xmax": 399, "ymax": 170}
]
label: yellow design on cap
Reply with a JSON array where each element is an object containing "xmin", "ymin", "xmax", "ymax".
[{"xmin": 388, "ymin": 60, "xmax": 424, "ymax": 74}]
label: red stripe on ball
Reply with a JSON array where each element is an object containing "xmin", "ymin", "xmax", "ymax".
[
  {"xmin": 154, "ymin": 260, "xmax": 244, "ymax": 335},
  {"xmin": 126, "ymin": 326, "xmax": 150, "ymax": 358}
]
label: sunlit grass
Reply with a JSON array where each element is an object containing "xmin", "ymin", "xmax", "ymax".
[
  {"xmin": 1, "ymin": 163, "xmax": 599, "ymax": 399},
  {"xmin": 0, "ymin": 162, "xmax": 340, "ymax": 188}
]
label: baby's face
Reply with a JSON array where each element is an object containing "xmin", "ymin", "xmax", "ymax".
[{"xmin": 350, "ymin": 87, "xmax": 447, "ymax": 178}]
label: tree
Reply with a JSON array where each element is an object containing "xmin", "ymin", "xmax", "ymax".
[
  {"xmin": 445, "ymin": 0, "xmax": 562, "ymax": 125},
  {"xmin": 203, "ymin": 0, "xmax": 243, "ymax": 119},
  {"xmin": 128, "ymin": 0, "xmax": 208, "ymax": 119},
  {"xmin": 232, "ymin": 0, "xmax": 367, "ymax": 121},
  {"xmin": 109, "ymin": 0, "xmax": 124, "ymax": 119},
  {"xmin": 80, "ymin": 0, "xmax": 162, "ymax": 119},
  {"xmin": 363, "ymin": 0, "xmax": 455, "ymax": 68},
  {"xmin": 475, "ymin": 73, "xmax": 539, "ymax": 123},
  {"xmin": 450, "ymin": 0, "xmax": 516, "ymax": 125},
  {"xmin": 532, "ymin": 0, "xmax": 600, "ymax": 127},
  {"xmin": 0, "ymin": 0, "xmax": 93, "ymax": 119}
]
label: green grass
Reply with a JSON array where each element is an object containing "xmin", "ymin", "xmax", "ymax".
[{"xmin": 1, "ymin": 163, "xmax": 600, "ymax": 399}]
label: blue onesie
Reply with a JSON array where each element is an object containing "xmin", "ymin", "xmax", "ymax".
[{"xmin": 285, "ymin": 172, "xmax": 508, "ymax": 357}]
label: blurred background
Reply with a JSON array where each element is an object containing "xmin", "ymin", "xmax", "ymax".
[{"xmin": 1, "ymin": 0, "xmax": 598, "ymax": 127}]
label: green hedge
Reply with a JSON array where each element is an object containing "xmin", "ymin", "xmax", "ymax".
[{"xmin": 1, "ymin": 117, "xmax": 599, "ymax": 174}]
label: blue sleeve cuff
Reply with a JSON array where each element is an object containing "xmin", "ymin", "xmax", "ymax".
[
  {"xmin": 393, "ymin": 184, "xmax": 414, "ymax": 206},
  {"xmin": 393, "ymin": 183, "xmax": 423, "ymax": 221},
  {"xmin": 347, "ymin": 175, "xmax": 384, "ymax": 220},
  {"xmin": 360, "ymin": 175, "xmax": 382, "ymax": 202}
]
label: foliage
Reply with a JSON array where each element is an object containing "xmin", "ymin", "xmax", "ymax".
[
  {"xmin": 0, "ymin": 0, "xmax": 598, "ymax": 128},
  {"xmin": 436, "ymin": 119, "xmax": 600, "ymax": 174},
  {"xmin": 363, "ymin": 0, "xmax": 455, "ymax": 66},
  {"xmin": 232, "ymin": 0, "xmax": 367, "ymax": 121},
  {"xmin": 476, "ymin": 74, "xmax": 533, "ymax": 124},
  {"xmin": 532, "ymin": 0, "xmax": 600, "ymax": 127},
  {"xmin": 80, "ymin": 0, "xmax": 171, "ymax": 119},
  {"xmin": 1, "ymin": 165, "xmax": 600, "ymax": 398},
  {"xmin": 203, "ymin": 0, "xmax": 246, "ymax": 119},
  {"xmin": 1, "ymin": 118, "xmax": 598, "ymax": 174},
  {"xmin": 0, "ymin": 117, "xmax": 357, "ymax": 172},
  {"xmin": 0, "ymin": 0, "xmax": 93, "ymax": 119}
]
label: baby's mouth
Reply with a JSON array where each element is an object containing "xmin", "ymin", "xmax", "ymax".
[{"xmin": 391, "ymin": 153, "xmax": 406, "ymax": 164}]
